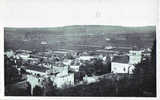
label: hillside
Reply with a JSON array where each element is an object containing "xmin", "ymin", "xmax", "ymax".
[{"xmin": 4, "ymin": 25, "xmax": 156, "ymax": 51}]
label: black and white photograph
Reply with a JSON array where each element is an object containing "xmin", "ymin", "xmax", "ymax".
[{"xmin": 2, "ymin": 0, "xmax": 158, "ymax": 98}]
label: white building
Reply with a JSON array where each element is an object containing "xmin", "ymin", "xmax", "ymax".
[
  {"xmin": 16, "ymin": 53, "xmax": 30, "ymax": 60},
  {"xmin": 83, "ymin": 75, "xmax": 99, "ymax": 84},
  {"xmin": 63, "ymin": 59, "xmax": 73, "ymax": 66},
  {"xmin": 129, "ymin": 50, "xmax": 142, "ymax": 64},
  {"xmin": 111, "ymin": 56, "xmax": 135, "ymax": 74},
  {"xmin": 78, "ymin": 56, "xmax": 95, "ymax": 61},
  {"xmin": 70, "ymin": 65, "xmax": 80, "ymax": 72},
  {"xmin": 56, "ymin": 67, "xmax": 69, "ymax": 77},
  {"xmin": 48, "ymin": 66, "xmax": 74, "ymax": 88},
  {"xmin": 26, "ymin": 75, "xmax": 44, "ymax": 95},
  {"xmin": 25, "ymin": 65, "xmax": 49, "ymax": 76},
  {"xmin": 52, "ymin": 73, "xmax": 74, "ymax": 88},
  {"xmin": 5, "ymin": 50, "xmax": 14, "ymax": 58}
]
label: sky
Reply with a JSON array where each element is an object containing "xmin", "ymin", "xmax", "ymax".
[{"xmin": 3, "ymin": 0, "xmax": 157, "ymax": 27}]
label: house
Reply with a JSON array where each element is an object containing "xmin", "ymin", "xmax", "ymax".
[
  {"xmin": 28, "ymin": 58, "xmax": 39, "ymax": 65},
  {"xmin": 4, "ymin": 50, "xmax": 15, "ymax": 58},
  {"xmin": 53, "ymin": 50, "xmax": 68, "ymax": 58},
  {"xmin": 16, "ymin": 49, "xmax": 32, "ymax": 54},
  {"xmin": 25, "ymin": 65, "xmax": 49, "ymax": 76},
  {"xmin": 69, "ymin": 59, "xmax": 81, "ymax": 72},
  {"xmin": 129, "ymin": 50, "xmax": 142, "ymax": 64},
  {"xmin": 78, "ymin": 56, "xmax": 95, "ymax": 61},
  {"xmin": 70, "ymin": 65, "xmax": 80, "ymax": 72},
  {"xmin": 26, "ymin": 74, "xmax": 44, "ymax": 95},
  {"xmin": 51, "ymin": 73, "xmax": 74, "ymax": 88},
  {"xmin": 16, "ymin": 53, "xmax": 30, "ymax": 60},
  {"xmin": 83, "ymin": 75, "xmax": 99, "ymax": 84},
  {"xmin": 142, "ymin": 49, "xmax": 151, "ymax": 57},
  {"xmin": 63, "ymin": 59, "xmax": 73, "ymax": 65},
  {"xmin": 49, "ymin": 66, "xmax": 74, "ymax": 88},
  {"xmin": 111, "ymin": 56, "xmax": 135, "ymax": 74},
  {"xmin": 46, "ymin": 66, "xmax": 75, "ymax": 88},
  {"xmin": 56, "ymin": 66, "xmax": 69, "ymax": 77}
]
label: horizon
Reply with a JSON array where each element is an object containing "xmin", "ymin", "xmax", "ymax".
[{"xmin": 4, "ymin": 24, "xmax": 156, "ymax": 29}]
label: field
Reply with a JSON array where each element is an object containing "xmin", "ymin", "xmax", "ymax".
[{"xmin": 4, "ymin": 25, "xmax": 156, "ymax": 51}]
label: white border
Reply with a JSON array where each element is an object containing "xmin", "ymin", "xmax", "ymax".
[{"xmin": 0, "ymin": 0, "xmax": 159, "ymax": 100}]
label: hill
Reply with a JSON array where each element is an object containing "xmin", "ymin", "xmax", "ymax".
[{"xmin": 4, "ymin": 25, "xmax": 156, "ymax": 51}]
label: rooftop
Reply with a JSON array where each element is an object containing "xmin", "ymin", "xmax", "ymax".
[
  {"xmin": 112, "ymin": 56, "xmax": 129, "ymax": 64},
  {"xmin": 25, "ymin": 65, "xmax": 49, "ymax": 72}
]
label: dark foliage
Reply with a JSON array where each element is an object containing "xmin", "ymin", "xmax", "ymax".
[
  {"xmin": 33, "ymin": 85, "xmax": 44, "ymax": 96},
  {"xmin": 134, "ymin": 40, "xmax": 156, "ymax": 96},
  {"xmin": 46, "ymin": 77, "xmax": 141, "ymax": 96},
  {"xmin": 4, "ymin": 55, "xmax": 22, "ymax": 85},
  {"xmin": 79, "ymin": 59, "xmax": 111, "ymax": 77}
]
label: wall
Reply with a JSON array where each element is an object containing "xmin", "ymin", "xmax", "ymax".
[
  {"xmin": 111, "ymin": 62, "xmax": 130, "ymax": 73},
  {"xmin": 26, "ymin": 69, "xmax": 46, "ymax": 76},
  {"xmin": 129, "ymin": 50, "xmax": 142, "ymax": 64},
  {"xmin": 70, "ymin": 65, "xmax": 79, "ymax": 72},
  {"xmin": 53, "ymin": 73, "xmax": 74, "ymax": 88}
]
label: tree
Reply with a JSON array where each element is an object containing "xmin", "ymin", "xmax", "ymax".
[
  {"xmin": 33, "ymin": 85, "xmax": 44, "ymax": 96},
  {"xmin": 149, "ymin": 39, "xmax": 156, "ymax": 95},
  {"xmin": 20, "ymin": 67, "xmax": 26, "ymax": 74},
  {"xmin": 26, "ymin": 82, "xmax": 31, "ymax": 96},
  {"xmin": 5, "ymin": 56, "xmax": 21, "ymax": 85},
  {"xmin": 79, "ymin": 58, "xmax": 111, "ymax": 76},
  {"xmin": 134, "ymin": 40, "xmax": 156, "ymax": 96},
  {"xmin": 74, "ymin": 72, "xmax": 85, "ymax": 82},
  {"xmin": 43, "ymin": 77, "xmax": 56, "ymax": 96}
]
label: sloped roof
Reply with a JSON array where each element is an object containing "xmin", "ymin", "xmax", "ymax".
[
  {"xmin": 25, "ymin": 65, "xmax": 49, "ymax": 72},
  {"xmin": 112, "ymin": 56, "xmax": 129, "ymax": 64}
]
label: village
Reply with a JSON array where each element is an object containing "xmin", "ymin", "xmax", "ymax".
[{"xmin": 4, "ymin": 43, "xmax": 152, "ymax": 96}]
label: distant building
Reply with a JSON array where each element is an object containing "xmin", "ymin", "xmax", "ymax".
[
  {"xmin": 56, "ymin": 66, "xmax": 69, "ymax": 77},
  {"xmin": 83, "ymin": 75, "xmax": 99, "ymax": 84},
  {"xmin": 104, "ymin": 46, "xmax": 113, "ymax": 50},
  {"xmin": 16, "ymin": 53, "xmax": 30, "ymax": 60},
  {"xmin": 142, "ymin": 49, "xmax": 151, "ymax": 59},
  {"xmin": 26, "ymin": 74, "xmax": 45, "ymax": 95},
  {"xmin": 69, "ymin": 59, "xmax": 81, "ymax": 72},
  {"xmin": 63, "ymin": 59, "xmax": 73, "ymax": 66},
  {"xmin": 111, "ymin": 56, "xmax": 135, "ymax": 74},
  {"xmin": 40, "ymin": 41, "xmax": 48, "ymax": 45},
  {"xmin": 4, "ymin": 50, "xmax": 14, "ymax": 58},
  {"xmin": 51, "ymin": 73, "xmax": 74, "ymax": 88},
  {"xmin": 98, "ymin": 54, "xmax": 104, "ymax": 60},
  {"xmin": 16, "ymin": 49, "xmax": 32, "ymax": 54},
  {"xmin": 28, "ymin": 58, "xmax": 39, "ymax": 65},
  {"xmin": 70, "ymin": 65, "xmax": 80, "ymax": 72},
  {"xmin": 25, "ymin": 65, "xmax": 49, "ymax": 76},
  {"xmin": 53, "ymin": 50, "xmax": 69, "ymax": 58},
  {"xmin": 78, "ymin": 56, "xmax": 95, "ymax": 61},
  {"xmin": 129, "ymin": 50, "xmax": 142, "ymax": 64},
  {"xmin": 49, "ymin": 66, "xmax": 74, "ymax": 88}
]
